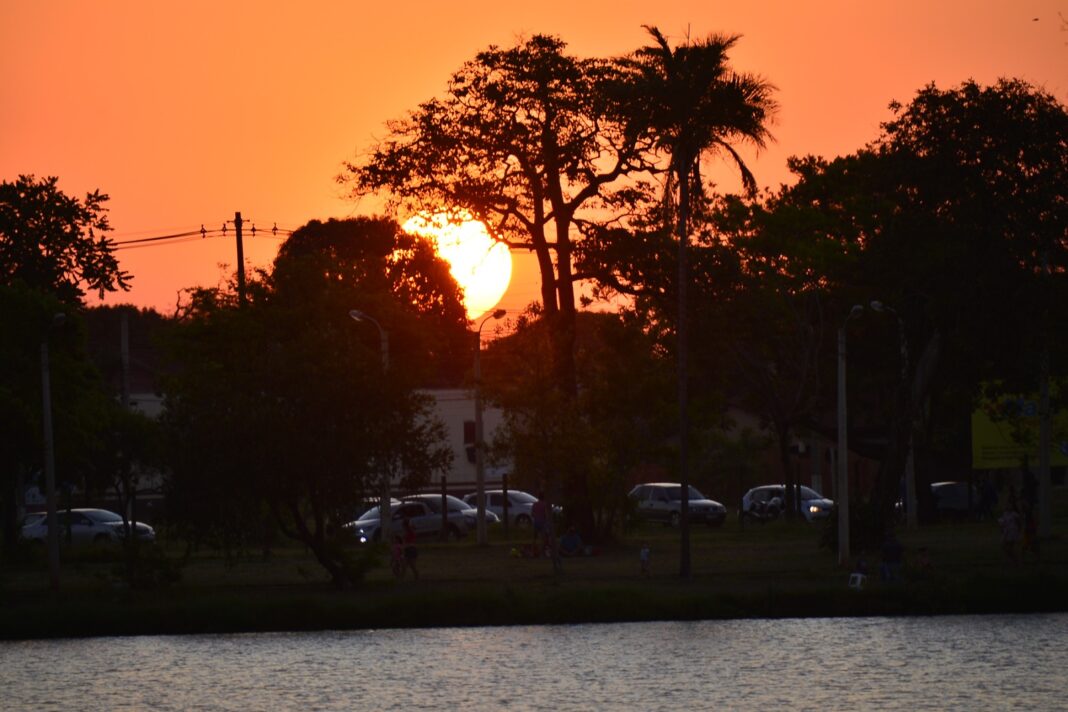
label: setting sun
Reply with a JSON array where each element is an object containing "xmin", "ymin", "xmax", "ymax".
[{"xmin": 402, "ymin": 212, "xmax": 512, "ymax": 320}]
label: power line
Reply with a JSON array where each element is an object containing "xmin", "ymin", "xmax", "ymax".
[
  {"xmin": 112, "ymin": 229, "xmax": 207, "ymax": 246},
  {"xmin": 109, "ymin": 222, "xmax": 293, "ymax": 251}
]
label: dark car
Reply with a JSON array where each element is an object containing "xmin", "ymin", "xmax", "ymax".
[
  {"xmin": 740, "ymin": 485, "xmax": 833, "ymax": 523},
  {"xmin": 930, "ymin": 481, "xmax": 979, "ymax": 516},
  {"xmin": 628, "ymin": 483, "xmax": 727, "ymax": 527}
]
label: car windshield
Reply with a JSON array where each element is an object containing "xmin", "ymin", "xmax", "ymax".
[
  {"xmin": 21, "ymin": 513, "xmax": 46, "ymax": 527},
  {"xmin": 85, "ymin": 510, "xmax": 124, "ymax": 523},
  {"xmin": 800, "ymin": 487, "xmax": 825, "ymax": 500},
  {"xmin": 446, "ymin": 496, "xmax": 471, "ymax": 512},
  {"xmin": 664, "ymin": 486, "xmax": 706, "ymax": 501}
]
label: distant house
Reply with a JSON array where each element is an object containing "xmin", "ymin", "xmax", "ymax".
[{"xmin": 418, "ymin": 388, "xmax": 509, "ymax": 494}]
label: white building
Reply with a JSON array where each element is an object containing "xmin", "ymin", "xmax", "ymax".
[{"xmin": 421, "ymin": 388, "xmax": 509, "ymax": 490}]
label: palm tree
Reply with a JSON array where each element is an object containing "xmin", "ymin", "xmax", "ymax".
[{"xmin": 631, "ymin": 26, "xmax": 776, "ymax": 577}]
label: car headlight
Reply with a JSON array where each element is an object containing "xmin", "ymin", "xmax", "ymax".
[{"xmin": 809, "ymin": 505, "xmax": 821, "ymax": 514}]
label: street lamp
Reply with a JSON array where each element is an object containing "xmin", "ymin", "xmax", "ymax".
[
  {"xmin": 837, "ymin": 304, "xmax": 863, "ymax": 567},
  {"xmin": 349, "ymin": 308, "xmax": 392, "ymax": 542},
  {"xmin": 348, "ymin": 309, "xmax": 389, "ymax": 371},
  {"xmin": 871, "ymin": 300, "xmax": 916, "ymax": 530},
  {"xmin": 474, "ymin": 308, "xmax": 507, "ymax": 546},
  {"xmin": 41, "ymin": 312, "xmax": 66, "ymax": 591}
]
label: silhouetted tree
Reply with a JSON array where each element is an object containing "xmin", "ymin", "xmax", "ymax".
[
  {"xmin": 748, "ymin": 79, "xmax": 1068, "ymax": 528},
  {"xmin": 0, "ymin": 175, "xmax": 129, "ymax": 304},
  {"xmin": 162, "ymin": 217, "xmax": 463, "ymax": 586},
  {"xmin": 346, "ymin": 35, "xmax": 664, "ymax": 536}
]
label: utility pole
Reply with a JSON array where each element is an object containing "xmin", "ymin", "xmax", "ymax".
[
  {"xmin": 234, "ymin": 211, "xmax": 246, "ymax": 306},
  {"xmin": 120, "ymin": 309, "xmax": 130, "ymax": 409}
]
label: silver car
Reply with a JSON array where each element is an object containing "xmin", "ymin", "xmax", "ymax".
[
  {"xmin": 628, "ymin": 483, "xmax": 727, "ymax": 527},
  {"xmin": 462, "ymin": 489, "xmax": 551, "ymax": 529},
  {"xmin": 345, "ymin": 495, "xmax": 498, "ymax": 543},
  {"xmin": 20, "ymin": 508, "xmax": 156, "ymax": 544}
]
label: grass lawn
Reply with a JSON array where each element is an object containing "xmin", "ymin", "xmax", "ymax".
[{"xmin": 2, "ymin": 496, "xmax": 1067, "ymax": 639}]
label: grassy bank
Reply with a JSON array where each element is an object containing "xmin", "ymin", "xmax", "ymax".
[{"xmin": 3, "ymin": 511, "xmax": 1066, "ymax": 639}]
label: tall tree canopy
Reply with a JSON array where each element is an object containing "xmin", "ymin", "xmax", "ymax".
[
  {"xmin": 716, "ymin": 79, "xmax": 1068, "ymax": 527},
  {"xmin": 0, "ymin": 175, "xmax": 129, "ymax": 304},
  {"xmin": 163, "ymin": 217, "xmax": 466, "ymax": 586},
  {"xmin": 347, "ymin": 31, "xmax": 775, "ymax": 540},
  {"xmin": 345, "ymin": 35, "xmax": 655, "ymax": 394}
]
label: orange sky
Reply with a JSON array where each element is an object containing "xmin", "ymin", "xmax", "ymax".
[{"xmin": 2, "ymin": 1, "xmax": 1066, "ymax": 316}]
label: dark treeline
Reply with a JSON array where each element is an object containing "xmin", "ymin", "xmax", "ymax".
[{"xmin": 2, "ymin": 30, "xmax": 1066, "ymax": 586}]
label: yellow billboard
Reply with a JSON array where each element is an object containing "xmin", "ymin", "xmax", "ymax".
[{"xmin": 972, "ymin": 390, "xmax": 1068, "ymax": 469}]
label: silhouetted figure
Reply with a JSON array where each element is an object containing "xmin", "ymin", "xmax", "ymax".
[
  {"xmin": 880, "ymin": 531, "xmax": 904, "ymax": 583},
  {"xmin": 559, "ymin": 527, "xmax": 583, "ymax": 557},
  {"xmin": 999, "ymin": 507, "xmax": 1021, "ymax": 566},
  {"xmin": 640, "ymin": 542, "xmax": 651, "ymax": 577}
]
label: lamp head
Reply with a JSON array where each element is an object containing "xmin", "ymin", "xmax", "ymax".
[
  {"xmin": 849, "ymin": 304, "xmax": 864, "ymax": 319},
  {"xmin": 348, "ymin": 309, "xmax": 366, "ymax": 322},
  {"xmin": 870, "ymin": 301, "xmax": 884, "ymax": 313},
  {"xmin": 491, "ymin": 308, "xmax": 506, "ymax": 320}
]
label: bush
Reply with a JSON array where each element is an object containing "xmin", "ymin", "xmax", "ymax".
[{"xmin": 112, "ymin": 543, "xmax": 184, "ymax": 590}]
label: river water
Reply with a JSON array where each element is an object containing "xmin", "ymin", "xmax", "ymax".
[{"xmin": 2, "ymin": 614, "xmax": 1065, "ymax": 711}]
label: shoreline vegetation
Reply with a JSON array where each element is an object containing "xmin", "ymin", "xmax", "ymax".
[{"xmin": 3, "ymin": 511, "xmax": 1066, "ymax": 640}]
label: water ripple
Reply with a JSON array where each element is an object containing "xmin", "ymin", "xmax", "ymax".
[{"xmin": 2, "ymin": 614, "xmax": 1066, "ymax": 711}]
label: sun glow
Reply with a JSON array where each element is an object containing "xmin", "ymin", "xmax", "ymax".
[{"xmin": 403, "ymin": 212, "xmax": 512, "ymax": 319}]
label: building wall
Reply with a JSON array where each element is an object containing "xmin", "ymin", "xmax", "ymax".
[{"xmin": 421, "ymin": 389, "xmax": 508, "ymax": 492}]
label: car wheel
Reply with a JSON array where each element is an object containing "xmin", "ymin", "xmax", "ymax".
[
  {"xmin": 707, "ymin": 518, "xmax": 724, "ymax": 528},
  {"xmin": 515, "ymin": 514, "xmax": 532, "ymax": 530},
  {"xmin": 669, "ymin": 511, "xmax": 680, "ymax": 527},
  {"xmin": 447, "ymin": 524, "xmax": 463, "ymax": 541},
  {"xmin": 93, "ymin": 533, "xmax": 111, "ymax": 545}
]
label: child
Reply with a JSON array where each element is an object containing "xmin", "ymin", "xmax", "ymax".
[{"xmin": 639, "ymin": 542, "xmax": 651, "ymax": 577}]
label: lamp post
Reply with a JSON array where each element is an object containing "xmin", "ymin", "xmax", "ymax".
[
  {"xmin": 871, "ymin": 301, "xmax": 916, "ymax": 530},
  {"xmin": 41, "ymin": 312, "xmax": 66, "ymax": 591},
  {"xmin": 837, "ymin": 304, "xmax": 863, "ymax": 567},
  {"xmin": 349, "ymin": 309, "xmax": 392, "ymax": 542},
  {"xmin": 474, "ymin": 308, "xmax": 507, "ymax": 546}
]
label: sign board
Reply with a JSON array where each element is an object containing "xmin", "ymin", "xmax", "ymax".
[{"xmin": 971, "ymin": 391, "xmax": 1068, "ymax": 469}]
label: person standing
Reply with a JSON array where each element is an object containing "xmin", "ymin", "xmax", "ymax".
[{"xmin": 998, "ymin": 507, "xmax": 1021, "ymax": 566}]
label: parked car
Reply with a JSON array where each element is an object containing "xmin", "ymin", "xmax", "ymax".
[
  {"xmin": 895, "ymin": 481, "xmax": 983, "ymax": 521},
  {"xmin": 628, "ymin": 483, "xmax": 727, "ymax": 527},
  {"xmin": 462, "ymin": 489, "xmax": 557, "ymax": 529},
  {"xmin": 344, "ymin": 495, "xmax": 498, "ymax": 543},
  {"xmin": 20, "ymin": 508, "xmax": 156, "ymax": 544},
  {"xmin": 740, "ymin": 485, "xmax": 833, "ymax": 523},
  {"xmin": 405, "ymin": 493, "xmax": 500, "ymax": 529}
]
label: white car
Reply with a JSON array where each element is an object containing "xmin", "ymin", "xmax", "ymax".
[
  {"xmin": 20, "ymin": 508, "xmax": 156, "ymax": 544},
  {"xmin": 462, "ymin": 489, "xmax": 551, "ymax": 529},
  {"xmin": 345, "ymin": 495, "xmax": 498, "ymax": 543},
  {"xmin": 740, "ymin": 485, "xmax": 834, "ymax": 522}
]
